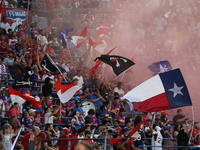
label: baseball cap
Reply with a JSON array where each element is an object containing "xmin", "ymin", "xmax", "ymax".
[
  {"xmin": 85, "ymin": 131, "xmax": 91, "ymax": 135},
  {"xmin": 155, "ymin": 117, "xmax": 161, "ymax": 121},
  {"xmin": 63, "ymin": 128, "xmax": 69, "ymax": 134},
  {"xmin": 94, "ymin": 88, "xmax": 99, "ymax": 93},
  {"xmin": 39, "ymin": 132, "xmax": 46, "ymax": 140},
  {"xmin": 77, "ymin": 69, "xmax": 82, "ymax": 73},
  {"xmin": 28, "ymin": 109, "xmax": 36, "ymax": 114},
  {"xmin": 75, "ymin": 100, "xmax": 81, "ymax": 104},
  {"xmin": 161, "ymin": 112, "xmax": 168, "ymax": 116},
  {"xmin": 101, "ymin": 127, "xmax": 108, "ymax": 132}
]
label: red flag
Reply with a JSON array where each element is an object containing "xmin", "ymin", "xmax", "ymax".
[
  {"xmin": 110, "ymin": 137, "xmax": 125, "ymax": 146},
  {"xmin": 55, "ymin": 79, "xmax": 81, "ymax": 103},
  {"xmin": 8, "ymin": 86, "xmax": 41, "ymax": 107},
  {"xmin": 129, "ymin": 121, "xmax": 143, "ymax": 138},
  {"xmin": 89, "ymin": 37, "xmax": 106, "ymax": 53},
  {"xmin": 89, "ymin": 47, "xmax": 116, "ymax": 76},
  {"xmin": 0, "ymin": 0, "xmax": 3, "ymax": 21},
  {"xmin": 71, "ymin": 27, "xmax": 87, "ymax": 48},
  {"xmin": 110, "ymin": 121, "xmax": 143, "ymax": 146}
]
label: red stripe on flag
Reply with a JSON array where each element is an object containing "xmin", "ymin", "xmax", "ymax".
[
  {"xmin": 80, "ymin": 26, "xmax": 87, "ymax": 38},
  {"xmin": 132, "ymin": 93, "xmax": 170, "ymax": 112},
  {"xmin": 8, "ymin": 86, "xmax": 41, "ymax": 107},
  {"xmin": 129, "ymin": 121, "xmax": 143, "ymax": 138},
  {"xmin": 55, "ymin": 79, "xmax": 75, "ymax": 94}
]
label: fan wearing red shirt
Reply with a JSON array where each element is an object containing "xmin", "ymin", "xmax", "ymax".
[
  {"xmin": 113, "ymin": 120, "xmax": 122, "ymax": 136},
  {"xmin": 57, "ymin": 128, "xmax": 70, "ymax": 150},
  {"xmin": 17, "ymin": 22, "xmax": 28, "ymax": 41},
  {"xmin": 46, "ymin": 41, "xmax": 55, "ymax": 56},
  {"xmin": 126, "ymin": 136, "xmax": 140, "ymax": 150},
  {"xmin": 0, "ymin": 35, "xmax": 8, "ymax": 53},
  {"xmin": 142, "ymin": 112, "xmax": 150, "ymax": 126},
  {"xmin": 9, "ymin": 32, "xmax": 18, "ymax": 49},
  {"xmin": 70, "ymin": 127, "xmax": 78, "ymax": 150},
  {"xmin": 21, "ymin": 126, "xmax": 41, "ymax": 150},
  {"xmin": 3, "ymin": 47, "xmax": 17, "ymax": 58}
]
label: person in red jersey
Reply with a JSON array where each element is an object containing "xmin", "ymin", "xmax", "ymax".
[{"xmin": 0, "ymin": 35, "xmax": 8, "ymax": 53}]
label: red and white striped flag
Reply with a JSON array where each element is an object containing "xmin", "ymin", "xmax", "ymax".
[
  {"xmin": 8, "ymin": 86, "xmax": 41, "ymax": 107},
  {"xmin": 0, "ymin": 0, "xmax": 3, "ymax": 21},
  {"xmin": 89, "ymin": 37, "xmax": 107, "ymax": 53},
  {"xmin": 71, "ymin": 26, "xmax": 87, "ymax": 48},
  {"xmin": 42, "ymin": 43, "xmax": 47, "ymax": 53},
  {"xmin": 55, "ymin": 79, "xmax": 81, "ymax": 103}
]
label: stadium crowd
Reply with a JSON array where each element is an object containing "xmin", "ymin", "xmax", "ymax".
[{"xmin": 0, "ymin": 0, "xmax": 200, "ymax": 150}]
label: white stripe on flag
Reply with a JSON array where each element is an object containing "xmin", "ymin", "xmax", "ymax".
[
  {"xmin": 10, "ymin": 95, "xmax": 26, "ymax": 105},
  {"xmin": 122, "ymin": 75, "xmax": 165, "ymax": 102},
  {"xmin": 57, "ymin": 85, "xmax": 81, "ymax": 103}
]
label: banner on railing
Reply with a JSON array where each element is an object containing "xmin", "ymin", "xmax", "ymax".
[{"xmin": 2, "ymin": 8, "xmax": 32, "ymax": 31}]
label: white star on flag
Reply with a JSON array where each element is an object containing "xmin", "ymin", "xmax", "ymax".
[
  {"xmin": 168, "ymin": 83, "xmax": 184, "ymax": 98},
  {"xmin": 158, "ymin": 64, "xmax": 169, "ymax": 73}
]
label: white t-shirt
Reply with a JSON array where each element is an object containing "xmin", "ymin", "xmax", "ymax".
[
  {"xmin": 0, "ymin": 22, "xmax": 11, "ymax": 34},
  {"xmin": 2, "ymin": 134, "xmax": 14, "ymax": 150},
  {"xmin": 44, "ymin": 112, "xmax": 54, "ymax": 124},
  {"xmin": 152, "ymin": 128, "xmax": 163, "ymax": 150},
  {"xmin": 73, "ymin": 75, "xmax": 84, "ymax": 87},
  {"xmin": 113, "ymin": 87, "xmax": 124, "ymax": 96}
]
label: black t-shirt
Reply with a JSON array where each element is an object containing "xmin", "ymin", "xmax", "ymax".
[
  {"xmin": 42, "ymin": 83, "xmax": 53, "ymax": 97},
  {"xmin": 173, "ymin": 115, "xmax": 186, "ymax": 125},
  {"xmin": 99, "ymin": 88, "xmax": 108, "ymax": 100},
  {"xmin": 177, "ymin": 130, "xmax": 189, "ymax": 147}
]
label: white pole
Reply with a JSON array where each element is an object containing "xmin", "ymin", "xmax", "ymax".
[{"xmin": 189, "ymin": 106, "xmax": 195, "ymax": 142}]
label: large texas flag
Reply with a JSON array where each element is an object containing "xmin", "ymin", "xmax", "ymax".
[{"xmin": 122, "ymin": 68, "xmax": 192, "ymax": 112}]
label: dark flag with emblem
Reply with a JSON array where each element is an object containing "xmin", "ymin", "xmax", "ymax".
[
  {"xmin": 8, "ymin": 65, "xmax": 33, "ymax": 88},
  {"xmin": 41, "ymin": 55, "xmax": 66, "ymax": 75},
  {"xmin": 148, "ymin": 60, "xmax": 172, "ymax": 75},
  {"xmin": 94, "ymin": 55, "xmax": 135, "ymax": 76},
  {"xmin": 29, "ymin": 40, "xmax": 38, "ymax": 65}
]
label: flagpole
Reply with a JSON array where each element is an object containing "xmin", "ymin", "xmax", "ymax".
[
  {"xmin": 189, "ymin": 106, "xmax": 195, "ymax": 142},
  {"xmin": 66, "ymin": 40, "xmax": 73, "ymax": 61},
  {"xmin": 107, "ymin": 65, "xmax": 135, "ymax": 86}
]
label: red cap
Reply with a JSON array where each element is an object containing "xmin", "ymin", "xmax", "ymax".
[
  {"xmin": 77, "ymin": 69, "xmax": 81, "ymax": 73},
  {"xmin": 161, "ymin": 112, "xmax": 168, "ymax": 116},
  {"xmin": 64, "ymin": 128, "xmax": 69, "ymax": 135},
  {"xmin": 39, "ymin": 132, "xmax": 46, "ymax": 140}
]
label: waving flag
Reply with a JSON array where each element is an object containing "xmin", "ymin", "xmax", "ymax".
[
  {"xmin": 110, "ymin": 121, "xmax": 143, "ymax": 146},
  {"xmin": 58, "ymin": 28, "xmax": 73, "ymax": 48},
  {"xmin": 89, "ymin": 37, "xmax": 107, "ymax": 53},
  {"xmin": 8, "ymin": 65, "xmax": 33, "ymax": 88},
  {"xmin": 29, "ymin": 40, "xmax": 38, "ymax": 65},
  {"xmin": 71, "ymin": 27, "xmax": 87, "ymax": 48},
  {"xmin": 42, "ymin": 43, "xmax": 47, "ymax": 53},
  {"xmin": 90, "ymin": 47, "xmax": 116, "ymax": 76},
  {"xmin": 95, "ymin": 55, "xmax": 135, "ymax": 76},
  {"xmin": 8, "ymin": 86, "xmax": 41, "ymax": 107},
  {"xmin": 41, "ymin": 55, "xmax": 66, "ymax": 75},
  {"xmin": 96, "ymin": 24, "xmax": 113, "ymax": 38},
  {"xmin": 0, "ymin": 0, "xmax": 3, "ymax": 21},
  {"xmin": 122, "ymin": 69, "xmax": 192, "ymax": 112},
  {"xmin": 148, "ymin": 60, "xmax": 172, "ymax": 75},
  {"xmin": 55, "ymin": 79, "xmax": 81, "ymax": 103}
]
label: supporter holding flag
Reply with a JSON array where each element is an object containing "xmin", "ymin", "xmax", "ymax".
[{"xmin": 44, "ymin": 106, "xmax": 61, "ymax": 124}]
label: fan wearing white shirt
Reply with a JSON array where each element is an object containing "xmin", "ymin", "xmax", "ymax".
[
  {"xmin": 44, "ymin": 106, "xmax": 60, "ymax": 124},
  {"xmin": 73, "ymin": 69, "xmax": 84, "ymax": 87},
  {"xmin": 0, "ymin": 17, "xmax": 11, "ymax": 34}
]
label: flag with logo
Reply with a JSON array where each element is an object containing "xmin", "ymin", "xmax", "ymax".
[
  {"xmin": 94, "ymin": 55, "xmax": 135, "ymax": 76},
  {"xmin": 122, "ymin": 69, "xmax": 192, "ymax": 112},
  {"xmin": 58, "ymin": 28, "xmax": 73, "ymax": 48},
  {"xmin": 90, "ymin": 47, "xmax": 116, "ymax": 76},
  {"xmin": 8, "ymin": 65, "xmax": 33, "ymax": 88},
  {"xmin": 148, "ymin": 60, "xmax": 172, "ymax": 75},
  {"xmin": 41, "ymin": 54, "xmax": 66, "ymax": 75},
  {"xmin": 29, "ymin": 40, "xmax": 38, "ymax": 65},
  {"xmin": 55, "ymin": 79, "xmax": 81, "ymax": 103}
]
